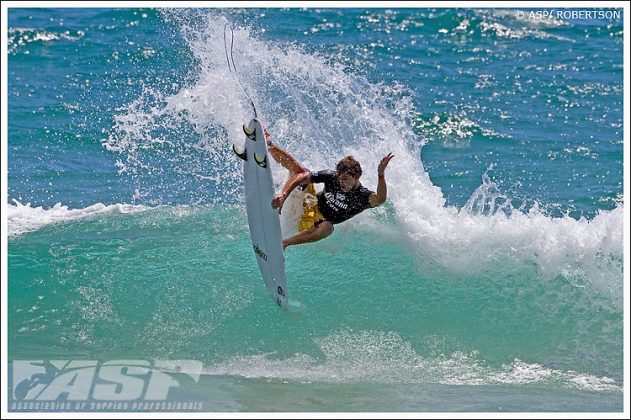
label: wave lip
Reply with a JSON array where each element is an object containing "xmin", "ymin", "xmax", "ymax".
[{"xmin": 7, "ymin": 200, "xmax": 151, "ymax": 237}]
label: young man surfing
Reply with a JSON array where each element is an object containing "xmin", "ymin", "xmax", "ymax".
[{"xmin": 266, "ymin": 133, "xmax": 394, "ymax": 250}]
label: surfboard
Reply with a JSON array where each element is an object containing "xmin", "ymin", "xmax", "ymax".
[{"xmin": 234, "ymin": 118, "xmax": 288, "ymax": 308}]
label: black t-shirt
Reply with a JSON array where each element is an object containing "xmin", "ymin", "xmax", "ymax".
[{"xmin": 309, "ymin": 170, "xmax": 375, "ymax": 225}]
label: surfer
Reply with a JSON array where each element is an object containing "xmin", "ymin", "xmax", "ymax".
[{"xmin": 267, "ymin": 132, "xmax": 394, "ymax": 249}]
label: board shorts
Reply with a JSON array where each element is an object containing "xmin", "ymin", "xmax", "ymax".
[{"xmin": 297, "ymin": 183, "xmax": 326, "ymax": 231}]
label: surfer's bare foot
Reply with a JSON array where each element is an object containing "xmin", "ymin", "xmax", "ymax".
[
  {"xmin": 264, "ymin": 130, "xmax": 274, "ymax": 147},
  {"xmin": 282, "ymin": 239, "xmax": 289, "ymax": 250}
]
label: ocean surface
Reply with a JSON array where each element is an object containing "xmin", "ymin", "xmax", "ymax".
[{"xmin": 6, "ymin": 7, "xmax": 625, "ymax": 412}]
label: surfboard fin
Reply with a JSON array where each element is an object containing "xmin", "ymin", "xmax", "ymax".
[
  {"xmin": 243, "ymin": 123, "xmax": 256, "ymax": 140},
  {"xmin": 232, "ymin": 144, "xmax": 247, "ymax": 161},
  {"xmin": 254, "ymin": 153, "xmax": 267, "ymax": 168}
]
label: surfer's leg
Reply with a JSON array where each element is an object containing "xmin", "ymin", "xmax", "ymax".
[
  {"xmin": 267, "ymin": 142, "xmax": 308, "ymax": 175},
  {"xmin": 283, "ymin": 221, "xmax": 334, "ymax": 249}
]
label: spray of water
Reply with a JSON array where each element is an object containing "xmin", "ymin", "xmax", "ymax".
[{"xmin": 103, "ymin": 11, "xmax": 622, "ymax": 309}]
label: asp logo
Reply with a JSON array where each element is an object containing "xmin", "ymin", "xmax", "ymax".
[{"xmin": 10, "ymin": 360, "xmax": 202, "ymax": 402}]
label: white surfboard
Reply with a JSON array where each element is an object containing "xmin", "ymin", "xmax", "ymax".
[{"xmin": 234, "ymin": 118, "xmax": 288, "ymax": 308}]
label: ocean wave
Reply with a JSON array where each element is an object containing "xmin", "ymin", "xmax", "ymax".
[
  {"xmin": 103, "ymin": 10, "xmax": 623, "ymax": 308},
  {"xmin": 8, "ymin": 27, "xmax": 85, "ymax": 54},
  {"xmin": 206, "ymin": 329, "xmax": 621, "ymax": 392},
  {"xmin": 414, "ymin": 9, "xmax": 575, "ymax": 42},
  {"xmin": 7, "ymin": 200, "xmax": 151, "ymax": 237},
  {"xmin": 390, "ymin": 174, "xmax": 624, "ymax": 307}
]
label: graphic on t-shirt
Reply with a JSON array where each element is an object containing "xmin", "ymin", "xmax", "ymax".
[{"xmin": 309, "ymin": 170, "xmax": 374, "ymax": 224}]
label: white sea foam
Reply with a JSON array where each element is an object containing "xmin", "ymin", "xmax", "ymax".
[
  {"xmin": 7, "ymin": 200, "xmax": 151, "ymax": 237},
  {"xmin": 8, "ymin": 28, "xmax": 85, "ymax": 54},
  {"xmin": 205, "ymin": 329, "xmax": 621, "ymax": 392}
]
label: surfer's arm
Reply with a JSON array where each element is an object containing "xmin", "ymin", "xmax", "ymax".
[
  {"xmin": 369, "ymin": 175, "xmax": 387, "ymax": 207},
  {"xmin": 280, "ymin": 172, "xmax": 311, "ymax": 198},
  {"xmin": 272, "ymin": 172, "xmax": 311, "ymax": 212},
  {"xmin": 369, "ymin": 152, "xmax": 394, "ymax": 207}
]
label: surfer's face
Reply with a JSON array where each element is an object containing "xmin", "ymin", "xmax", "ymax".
[{"xmin": 338, "ymin": 171, "xmax": 359, "ymax": 191}]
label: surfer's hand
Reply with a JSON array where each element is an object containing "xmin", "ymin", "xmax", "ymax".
[
  {"xmin": 272, "ymin": 193, "xmax": 287, "ymax": 213},
  {"xmin": 378, "ymin": 152, "xmax": 394, "ymax": 176}
]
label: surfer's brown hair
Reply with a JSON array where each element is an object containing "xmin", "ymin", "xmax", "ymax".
[{"xmin": 336, "ymin": 156, "xmax": 362, "ymax": 178}]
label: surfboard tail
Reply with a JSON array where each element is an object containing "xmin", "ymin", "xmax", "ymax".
[
  {"xmin": 233, "ymin": 144, "xmax": 247, "ymax": 160},
  {"xmin": 254, "ymin": 153, "xmax": 267, "ymax": 168},
  {"xmin": 243, "ymin": 122, "xmax": 256, "ymax": 139}
]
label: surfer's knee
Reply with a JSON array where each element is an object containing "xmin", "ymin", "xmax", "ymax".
[{"xmin": 318, "ymin": 221, "xmax": 334, "ymax": 237}]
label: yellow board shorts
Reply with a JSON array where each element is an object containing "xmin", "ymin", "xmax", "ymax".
[{"xmin": 297, "ymin": 184, "xmax": 325, "ymax": 231}]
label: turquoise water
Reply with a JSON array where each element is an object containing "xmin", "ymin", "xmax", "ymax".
[{"xmin": 7, "ymin": 8, "xmax": 624, "ymax": 412}]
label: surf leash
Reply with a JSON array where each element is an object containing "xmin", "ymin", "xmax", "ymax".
[{"xmin": 224, "ymin": 23, "xmax": 258, "ymax": 118}]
